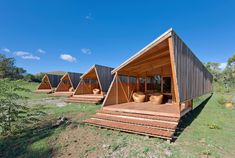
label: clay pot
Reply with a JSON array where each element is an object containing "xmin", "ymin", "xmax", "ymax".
[
  {"xmin": 93, "ymin": 88, "xmax": 100, "ymax": 94},
  {"xmin": 69, "ymin": 87, "xmax": 74, "ymax": 92},
  {"xmin": 225, "ymin": 102, "xmax": 234, "ymax": 108},
  {"xmin": 149, "ymin": 94, "xmax": 163, "ymax": 105},
  {"xmin": 132, "ymin": 92, "xmax": 145, "ymax": 103}
]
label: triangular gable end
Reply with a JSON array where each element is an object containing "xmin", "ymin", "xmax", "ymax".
[
  {"xmin": 95, "ymin": 65, "xmax": 114, "ymax": 93},
  {"xmin": 37, "ymin": 74, "xmax": 53, "ymax": 90}
]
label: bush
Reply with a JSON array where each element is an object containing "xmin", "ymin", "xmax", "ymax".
[
  {"xmin": 207, "ymin": 123, "xmax": 221, "ymax": 129},
  {"xmin": 0, "ymin": 79, "xmax": 45, "ymax": 135},
  {"xmin": 217, "ymin": 97, "xmax": 226, "ymax": 105}
]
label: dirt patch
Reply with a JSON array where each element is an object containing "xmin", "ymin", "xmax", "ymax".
[
  {"xmin": 50, "ymin": 114, "xmax": 173, "ymax": 158},
  {"xmin": 27, "ymin": 97, "xmax": 67, "ymax": 107},
  {"xmin": 51, "ymin": 125, "xmax": 106, "ymax": 158}
]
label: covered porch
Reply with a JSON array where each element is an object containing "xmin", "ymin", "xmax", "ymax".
[
  {"xmin": 74, "ymin": 66, "xmax": 102, "ymax": 96},
  {"xmin": 103, "ymin": 35, "xmax": 192, "ymax": 117},
  {"xmin": 103, "ymin": 102, "xmax": 191, "ymax": 118}
]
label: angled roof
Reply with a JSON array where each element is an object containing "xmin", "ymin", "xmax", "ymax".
[
  {"xmin": 46, "ymin": 74, "xmax": 63, "ymax": 88},
  {"xmin": 67, "ymin": 72, "xmax": 83, "ymax": 88},
  {"xmin": 109, "ymin": 28, "xmax": 213, "ymax": 102},
  {"xmin": 112, "ymin": 28, "xmax": 173, "ymax": 74},
  {"xmin": 81, "ymin": 64, "xmax": 114, "ymax": 92}
]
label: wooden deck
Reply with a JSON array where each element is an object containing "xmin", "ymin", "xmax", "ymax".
[
  {"xmin": 34, "ymin": 89, "xmax": 53, "ymax": 93},
  {"xmin": 52, "ymin": 91, "xmax": 74, "ymax": 97},
  {"xmin": 84, "ymin": 102, "xmax": 182, "ymax": 140},
  {"xmin": 66, "ymin": 94, "xmax": 105, "ymax": 104},
  {"xmin": 103, "ymin": 102, "xmax": 180, "ymax": 117}
]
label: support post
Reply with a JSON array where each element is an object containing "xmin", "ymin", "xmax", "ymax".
[
  {"xmin": 145, "ymin": 76, "xmax": 147, "ymax": 93},
  {"xmin": 116, "ymin": 73, "xmax": 118, "ymax": 104},
  {"xmin": 127, "ymin": 75, "xmax": 130, "ymax": 102},
  {"xmin": 137, "ymin": 77, "xmax": 139, "ymax": 91},
  {"xmin": 168, "ymin": 36, "xmax": 180, "ymax": 114}
]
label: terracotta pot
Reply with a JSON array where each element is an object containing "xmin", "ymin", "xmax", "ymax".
[
  {"xmin": 69, "ymin": 87, "xmax": 74, "ymax": 92},
  {"xmin": 149, "ymin": 94, "xmax": 163, "ymax": 105},
  {"xmin": 225, "ymin": 102, "xmax": 233, "ymax": 108},
  {"xmin": 93, "ymin": 88, "xmax": 100, "ymax": 94},
  {"xmin": 132, "ymin": 92, "xmax": 145, "ymax": 103}
]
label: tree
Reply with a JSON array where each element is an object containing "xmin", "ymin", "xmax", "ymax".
[
  {"xmin": 0, "ymin": 54, "xmax": 15, "ymax": 79},
  {"xmin": 0, "ymin": 54, "xmax": 26, "ymax": 80},
  {"xmin": 204, "ymin": 62, "xmax": 222, "ymax": 82},
  {"xmin": 227, "ymin": 54, "xmax": 235, "ymax": 66},
  {"xmin": 0, "ymin": 79, "xmax": 44, "ymax": 135},
  {"xmin": 224, "ymin": 54, "xmax": 235, "ymax": 89}
]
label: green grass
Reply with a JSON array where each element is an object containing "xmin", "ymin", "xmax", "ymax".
[
  {"xmin": 0, "ymin": 81, "xmax": 100, "ymax": 158},
  {"xmin": 44, "ymin": 103, "xmax": 100, "ymax": 115},
  {"xmin": 16, "ymin": 81, "xmax": 49, "ymax": 99},
  {"xmin": 171, "ymin": 92, "xmax": 235, "ymax": 158},
  {"xmin": 1, "ymin": 81, "xmax": 235, "ymax": 158}
]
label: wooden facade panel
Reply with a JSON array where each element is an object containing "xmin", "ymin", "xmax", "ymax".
[
  {"xmin": 37, "ymin": 74, "xmax": 63, "ymax": 90},
  {"xmin": 172, "ymin": 31, "xmax": 213, "ymax": 102},
  {"xmin": 47, "ymin": 74, "xmax": 63, "ymax": 88},
  {"xmin": 56, "ymin": 74, "xmax": 72, "ymax": 92},
  {"xmin": 74, "ymin": 81, "xmax": 99, "ymax": 95},
  {"xmin": 95, "ymin": 65, "xmax": 114, "ymax": 92}
]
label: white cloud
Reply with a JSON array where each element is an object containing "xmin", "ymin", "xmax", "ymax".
[
  {"xmin": 14, "ymin": 51, "xmax": 40, "ymax": 60},
  {"xmin": 37, "ymin": 49, "xmax": 46, "ymax": 54},
  {"xmin": 219, "ymin": 62, "xmax": 227, "ymax": 70},
  {"xmin": 2, "ymin": 48, "xmax": 11, "ymax": 53},
  {"xmin": 60, "ymin": 54, "xmax": 76, "ymax": 62},
  {"xmin": 81, "ymin": 48, "xmax": 91, "ymax": 55}
]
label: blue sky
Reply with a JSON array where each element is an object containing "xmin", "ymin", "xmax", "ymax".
[{"xmin": 0, "ymin": 0, "xmax": 234, "ymax": 74}]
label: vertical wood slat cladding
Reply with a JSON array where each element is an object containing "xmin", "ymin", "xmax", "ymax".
[
  {"xmin": 56, "ymin": 72, "xmax": 83, "ymax": 92},
  {"xmin": 68, "ymin": 72, "xmax": 83, "ymax": 88},
  {"xmin": 73, "ymin": 65, "xmax": 114, "ymax": 95},
  {"xmin": 95, "ymin": 65, "xmax": 114, "ymax": 92},
  {"xmin": 172, "ymin": 31, "xmax": 213, "ymax": 102}
]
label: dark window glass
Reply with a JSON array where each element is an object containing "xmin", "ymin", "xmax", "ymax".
[
  {"xmin": 153, "ymin": 75, "xmax": 161, "ymax": 92},
  {"xmin": 163, "ymin": 77, "xmax": 171, "ymax": 93}
]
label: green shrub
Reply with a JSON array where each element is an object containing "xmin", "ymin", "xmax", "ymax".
[
  {"xmin": 207, "ymin": 123, "xmax": 221, "ymax": 129},
  {"xmin": 217, "ymin": 97, "xmax": 226, "ymax": 105}
]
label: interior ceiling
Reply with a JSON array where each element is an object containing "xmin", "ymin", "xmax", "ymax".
[
  {"xmin": 82, "ymin": 68, "xmax": 98, "ymax": 80},
  {"xmin": 118, "ymin": 38, "xmax": 170, "ymax": 77}
]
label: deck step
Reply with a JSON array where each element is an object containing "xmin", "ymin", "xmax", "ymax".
[
  {"xmin": 84, "ymin": 108, "xmax": 180, "ymax": 140},
  {"xmin": 68, "ymin": 97, "xmax": 102, "ymax": 101},
  {"xmin": 34, "ymin": 89, "xmax": 52, "ymax": 93},
  {"xmin": 97, "ymin": 109, "xmax": 180, "ymax": 122},
  {"xmin": 66, "ymin": 95, "xmax": 104, "ymax": 104},
  {"xmin": 53, "ymin": 92, "xmax": 73, "ymax": 97},
  {"xmin": 92, "ymin": 113, "xmax": 177, "ymax": 130},
  {"xmin": 72, "ymin": 95, "xmax": 104, "ymax": 99},
  {"xmin": 65, "ymin": 99, "xmax": 100, "ymax": 104},
  {"xmin": 84, "ymin": 118, "xmax": 174, "ymax": 139}
]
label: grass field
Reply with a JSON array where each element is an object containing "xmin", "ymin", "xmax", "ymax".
[{"xmin": 0, "ymin": 81, "xmax": 234, "ymax": 158}]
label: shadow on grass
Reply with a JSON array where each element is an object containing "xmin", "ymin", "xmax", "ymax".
[
  {"xmin": 0, "ymin": 119, "xmax": 69, "ymax": 158},
  {"xmin": 173, "ymin": 94, "xmax": 213, "ymax": 142}
]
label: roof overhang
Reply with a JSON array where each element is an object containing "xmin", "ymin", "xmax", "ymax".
[
  {"xmin": 111, "ymin": 28, "xmax": 173, "ymax": 74},
  {"xmin": 80, "ymin": 65, "xmax": 97, "ymax": 79}
]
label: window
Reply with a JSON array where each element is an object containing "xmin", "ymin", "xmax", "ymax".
[
  {"xmin": 163, "ymin": 77, "xmax": 171, "ymax": 93},
  {"xmin": 153, "ymin": 75, "xmax": 161, "ymax": 92}
]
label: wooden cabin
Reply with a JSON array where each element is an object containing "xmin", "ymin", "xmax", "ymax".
[
  {"xmin": 35, "ymin": 74, "xmax": 63, "ymax": 93},
  {"xmin": 53, "ymin": 72, "xmax": 83, "ymax": 97},
  {"xmin": 84, "ymin": 29, "xmax": 213, "ymax": 140},
  {"xmin": 66, "ymin": 64, "xmax": 114, "ymax": 104}
]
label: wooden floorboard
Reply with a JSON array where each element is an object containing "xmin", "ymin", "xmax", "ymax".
[
  {"xmin": 92, "ymin": 113, "xmax": 177, "ymax": 130},
  {"xmin": 103, "ymin": 102, "xmax": 180, "ymax": 117},
  {"xmin": 97, "ymin": 110, "xmax": 180, "ymax": 122},
  {"xmin": 84, "ymin": 118, "xmax": 174, "ymax": 139}
]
